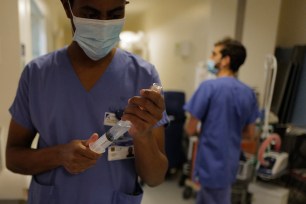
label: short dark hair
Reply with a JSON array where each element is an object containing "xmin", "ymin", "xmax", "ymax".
[
  {"xmin": 61, "ymin": 0, "xmax": 74, "ymax": 6},
  {"xmin": 215, "ymin": 37, "xmax": 247, "ymax": 72}
]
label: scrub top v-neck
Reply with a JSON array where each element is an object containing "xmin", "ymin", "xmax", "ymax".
[{"xmin": 66, "ymin": 49, "xmax": 116, "ymax": 95}]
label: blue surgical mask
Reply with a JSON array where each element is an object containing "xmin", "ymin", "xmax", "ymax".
[
  {"xmin": 206, "ymin": 59, "xmax": 219, "ymax": 75},
  {"xmin": 69, "ymin": 3, "xmax": 125, "ymax": 61}
]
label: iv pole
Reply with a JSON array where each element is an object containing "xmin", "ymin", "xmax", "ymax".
[{"xmin": 261, "ymin": 54, "xmax": 278, "ymax": 139}]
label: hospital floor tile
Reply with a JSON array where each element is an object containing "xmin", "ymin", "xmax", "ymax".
[{"xmin": 142, "ymin": 178, "xmax": 195, "ymax": 204}]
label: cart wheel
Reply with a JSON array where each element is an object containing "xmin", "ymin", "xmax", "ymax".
[
  {"xmin": 178, "ymin": 175, "xmax": 187, "ymax": 187},
  {"xmin": 183, "ymin": 187, "xmax": 193, "ymax": 199}
]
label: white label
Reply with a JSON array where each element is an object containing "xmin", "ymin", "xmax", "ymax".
[{"xmin": 108, "ymin": 145, "xmax": 135, "ymax": 161}]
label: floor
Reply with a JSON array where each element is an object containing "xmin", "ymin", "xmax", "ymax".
[{"xmin": 142, "ymin": 176, "xmax": 196, "ymax": 204}]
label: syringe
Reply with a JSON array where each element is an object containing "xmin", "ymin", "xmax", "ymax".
[
  {"xmin": 89, "ymin": 120, "xmax": 132, "ymax": 153},
  {"xmin": 89, "ymin": 83, "xmax": 163, "ymax": 154}
]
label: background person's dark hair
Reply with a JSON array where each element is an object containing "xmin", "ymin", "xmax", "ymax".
[{"xmin": 215, "ymin": 37, "xmax": 247, "ymax": 72}]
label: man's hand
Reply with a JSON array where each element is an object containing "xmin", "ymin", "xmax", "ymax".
[
  {"xmin": 59, "ymin": 133, "xmax": 100, "ymax": 174},
  {"xmin": 122, "ymin": 88, "xmax": 165, "ymax": 137}
]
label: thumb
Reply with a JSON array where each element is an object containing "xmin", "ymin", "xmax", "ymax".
[{"xmin": 85, "ymin": 133, "xmax": 99, "ymax": 146}]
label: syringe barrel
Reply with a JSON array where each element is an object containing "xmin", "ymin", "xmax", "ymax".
[
  {"xmin": 89, "ymin": 120, "xmax": 132, "ymax": 154},
  {"xmin": 89, "ymin": 133, "xmax": 112, "ymax": 154},
  {"xmin": 108, "ymin": 120, "xmax": 132, "ymax": 140}
]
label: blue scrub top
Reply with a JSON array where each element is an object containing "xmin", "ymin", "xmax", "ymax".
[
  {"xmin": 184, "ymin": 77, "xmax": 259, "ymax": 188},
  {"xmin": 10, "ymin": 47, "xmax": 168, "ymax": 204}
]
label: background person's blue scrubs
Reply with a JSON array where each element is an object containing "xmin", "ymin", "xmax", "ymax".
[
  {"xmin": 196, "ymin": 186, "xmax": 231, "ymax": 204},
  {"xmin": 10, "ymin": 47, "xmax": 168, "ymax": 204},
  {"xmin": 184, "ymin": 77, "xmax": 258, "ymax": 204}
]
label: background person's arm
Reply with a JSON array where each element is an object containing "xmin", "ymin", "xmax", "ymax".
[
  {"xmin": 242, "ymin": 123, "xmax": 256, "ymax": 141},
  {"xmin": 241, "ymin": 123, "xmax": 258, "ymax": 155},
  {"xmin": 184, "ymin": 115, "xmax": 200, "ymax": 136}
]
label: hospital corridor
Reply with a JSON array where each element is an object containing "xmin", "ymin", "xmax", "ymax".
[{"xmin": 0, "ymin": 0, "xmax": 306, "ymax": 203}]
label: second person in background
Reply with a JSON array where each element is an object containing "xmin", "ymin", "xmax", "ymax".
[{"xmin": 184, "ymin": 37, "xmax": 259, "ymax": 204}]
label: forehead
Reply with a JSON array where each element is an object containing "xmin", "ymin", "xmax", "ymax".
[
  {"xmin": 73, "ymin": 0, "xmax": 126, "ymax": 9},
  {"xmin": 213, "ymin": 45, "xmax": 224, "ymax": 54}
]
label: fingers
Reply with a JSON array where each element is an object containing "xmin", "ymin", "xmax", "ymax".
[
  {"xmin": 140, "ymin": 89, "xmax": 164, "ymax": 110},
  {"xmin": 126, "ymin": 90, "xmax": 164, "ymax": 122},
  {"xmin": 64, "ymin": 155, "xmax": 98, "ymax": 173},
  {"xmin": 121, "ymin": 89, "xmax": 165, "ymax": 137},
  {"xmin": 79, "ymin": 144, "xmax": 101, "ymax": 160},
  {"xmin": 62, "ymin": 139, "xmax": 102, "ymax": 174},
  {"xmin": 123, "ymin": 103, "xmax": 158, "ymax": 125},
  {"xmin": 85, "ymin": 133, "xmax": 99, "ymax": 146},
  {"xmin": 79, "ymin": 133, "xmax": 101, "ymax": 158}
]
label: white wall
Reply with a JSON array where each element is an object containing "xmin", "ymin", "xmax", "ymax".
[
  {"xmin": 143, "ymin": 1, "xmax": 210, "ymax": 99},
  {"xmin": 239, "ymin": 0, "xmax": 282, "ymax": 106},
  {"xmin": 19, "ymin": 0, "xmax": 32, "ymax": 65},
  {"xmin": 45, "ymin": 0, "xmax": 71, "ymax": 50},
  {"xmin": 124, "ymin": 13, "xmax": 145, "ymax": 32},
  {"xmin": 0, "ymin": 0, "xmax": 28, "ymax": 200},
  {"xmin": 206, "ymin": 0, "xmax": 239, "ymax": 54},
  {"xmin": 277, "ymin": 0, "xmax": 306, "ymax": 47},
  {"xmin": 0, "ymin": 0, "xmax": 68, "ymax": 200}
]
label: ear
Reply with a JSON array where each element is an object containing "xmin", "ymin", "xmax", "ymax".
[
  {"xmin": 60, "ymin": 0, "xmax": 72, "ymax": 19},
  {"xmin": 222, "ymin": 55, "xmax": 231, "ymax": 68}
]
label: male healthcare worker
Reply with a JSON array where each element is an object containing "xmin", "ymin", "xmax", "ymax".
[
  {"xmin": 184, "ymin": 38, "xmax": 259, "ymax": 204},
  {"xmin": 6, "ymin": 0, "xmax": 168, "ymax": 203}
]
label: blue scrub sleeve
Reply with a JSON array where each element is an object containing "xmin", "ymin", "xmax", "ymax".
[
  {"xmin": 9, "ymin": 67, "xmax": 36, "ymax": 132},
  {"xmin": 183, "ymin": 82, "xmax": 212, "ymax": 120}
]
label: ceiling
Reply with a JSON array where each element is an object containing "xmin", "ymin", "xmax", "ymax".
[{"xmin": 126, "ymin": 0, "xmax": 207, "ymax": 15}]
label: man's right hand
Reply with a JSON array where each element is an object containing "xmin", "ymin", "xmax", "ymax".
[{"xmin": 59, "ymin": 133, "xmax": 101, "ymax": 174}]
